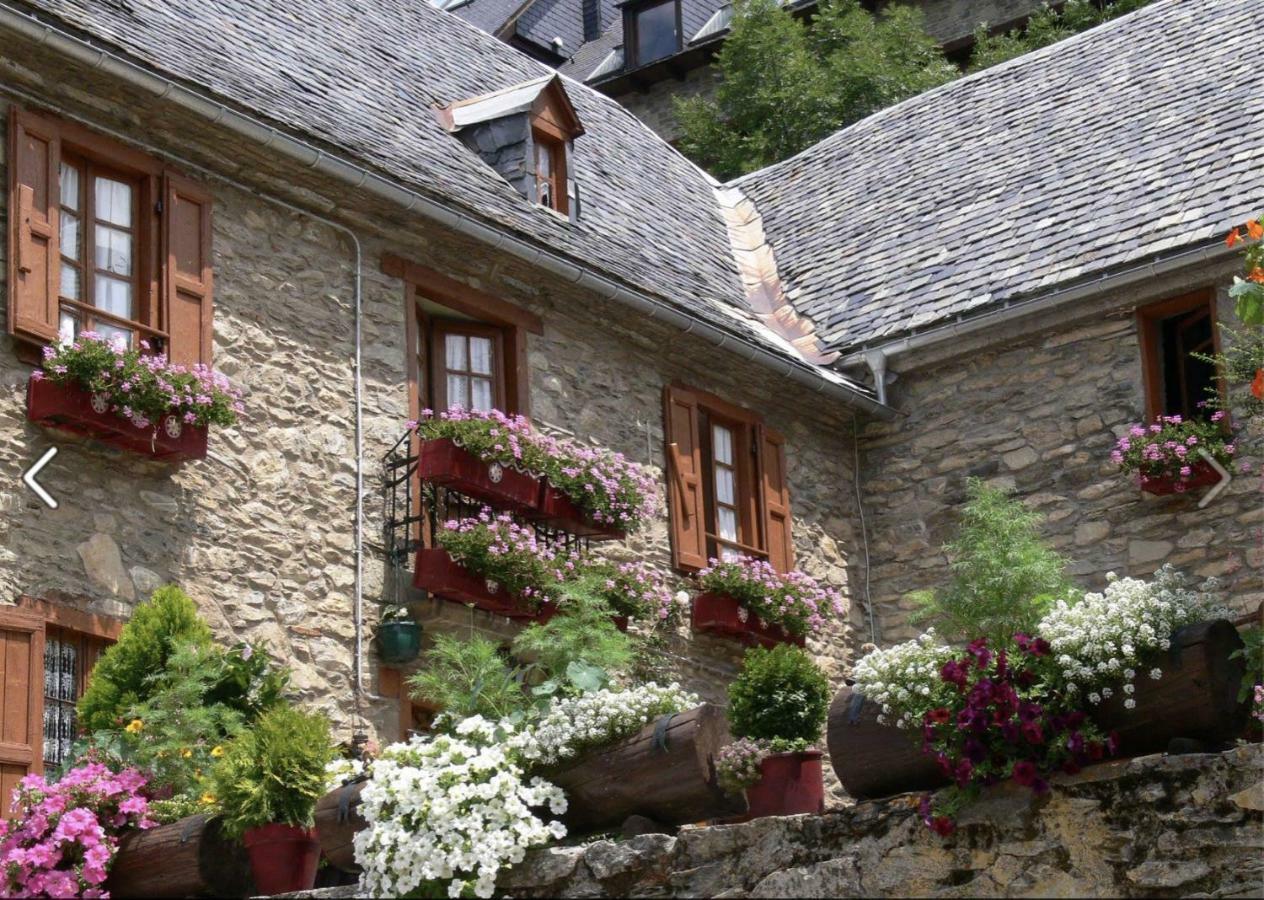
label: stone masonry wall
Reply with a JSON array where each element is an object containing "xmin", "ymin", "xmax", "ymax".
[
  {"xmin": 294, "ymin": 744, "xmax": 1264, "ymax": 899},
  {"xmin": 858, "ymin": 281, "xmax": 1263, "ymax": 646}
]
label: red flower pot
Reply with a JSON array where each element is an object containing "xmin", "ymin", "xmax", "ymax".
[
  {"xmin": 242, "ymin": 823, "xmax": 320, "ymax": 895},
  {"xmin": 530, "ymin": 483, "xmax": 627, "ymax": 541},
  {"xmin": 26, "ymin": 377, "xmax": 207, "ymax": 461},
  {"xmin": 691, "ymin": 593, "xmax": 805, "ymax": 649},
  {"xmin": 417, "ymin": 438, "xmax": 540, "ymax": 512},
  {"xmin": 743, "ymin": 751, "xmax": 825, "ymax": 820},
  {"xmin": 1138, "ymin": 460, "xmax": 1221, "ymax": 495},
  {"xmin": 413, "ymin": 548, "xmax": 550, "ymax": 620}
]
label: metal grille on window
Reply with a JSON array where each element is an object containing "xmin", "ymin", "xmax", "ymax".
[{"xmin": 43, "ymin": 634, "xmax": 78, "ymax": 768}]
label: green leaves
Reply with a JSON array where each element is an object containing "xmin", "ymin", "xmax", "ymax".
[
  {"xmin": 408, "ymin": 634, "xmax": 529, "ymax": 723},
  {"xmin": 728, "ymin": 645, "xmax": 830, "ymax": 744}
]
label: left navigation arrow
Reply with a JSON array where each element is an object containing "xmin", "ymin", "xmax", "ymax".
[{"xmin": 23, "ymin": 447, "xmax": 59, "ymax": 509}]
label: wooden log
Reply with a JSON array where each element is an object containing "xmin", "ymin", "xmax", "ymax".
[
  {"xmin": 315, "ymin": 780, "xmax": 367, "ymax": 873},
  {"xmin": 828, "ymin": 619, "xmax": 1248, "ymax": 800},
  {"xmin": 106, "ymin": 814, "xmax": 253, "ymax": 898},
  {"xmin": 544, "ymin": 703, "xmax": 748, "ymax": 833}
]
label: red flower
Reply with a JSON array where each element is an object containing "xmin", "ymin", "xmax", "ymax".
[
  {"xmin": 1012, "ymin": 760, "xmax": 1038, "ymax": 786},
  {"xmin": 1248, "ymin": 219, "xmax": 1264, "ymax": 241},
  {"xmin": 930, "ymin": 816, "xmax": 956, "ymax": 837},
  {"xmin": 1227, "ymin": 227, "xmax": 1242, "ymax": 247},
  {"xmin": 1252, "ymin": 369, "xmax": 1264, "ymax": 401},
  {"xmin": 1021, "ymin": 722, "xmax": 1045, "ymax": 745},
  {"xmin": 927, "ymin": 708, "xmax": 952, "ymax": 725}
]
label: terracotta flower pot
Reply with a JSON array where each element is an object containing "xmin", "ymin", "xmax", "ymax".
[
  {"xmin": 242, "ymin": 823, "xmax": 320, "ymax": 895},
  {"xmin": 743, "ymin": 750, "xmax": 825, "ymax": 819}
]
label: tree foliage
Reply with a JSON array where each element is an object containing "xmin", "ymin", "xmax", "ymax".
[
  {"xmin": 968, "ymin": 0, "xmax": 1155, "ymax": 71},
  {"xmin": 910, "ymin": 479, "xmax": 1070, "ymax": 648},
  {"xmin": 727, "ymin": 644, "xmax": 830, "ymax": 744}
]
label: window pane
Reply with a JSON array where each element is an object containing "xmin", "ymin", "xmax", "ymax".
[
  {"xmin": 471, "ymin": 377, "xmax": 493, "ymax": 412},
  {"xmin": 718, "ymin": 507, "xmax": 738, "ymax": 541},
  {"xmin": 447, "ymin": 374, "xmax": 469, "ymax": 408},
  {"xmin": 715, "ymin": 467, "xmax": 735, "ymax": 505},
  {"xmin": 60, "ymin": 162, "xmax": 81, "ymax": 211},
  {"xmin": 94, "ymin": 273, "xmax": 133, "ymax": 320},
  {"xmin": 94, "ymin": 177, "xmax": 132, "ymax": 227},
  {"xmin": 712, "ymin": 424, "xmax": 733, "ymax": 465},
  {"xmin": 470, "ymin": 337, "xmax": 493, "ymax": 375},
  {"xmin": 634, "ymin": 1, "xmax": 678, "ymax": 66},
  {"xmin": 719, "ymin": 545, "xmax": 743, "ymax": 562},
  {"xmin": 60, "ymin": 262, "xmax": 81, "ymax": 301},
  {"xmin": 60, "ymin": 212, "xmax": 81, "ymax": 261},
  {"xmin": 95, "ymin": 225, "xmax": 133, "ymax": 276},
  {"xmin": 59, "ymin": 309, "xmax": 78, "ymax": 343},
  {"xmin": 444, "ymin": 333, "xmax": 467, "ymax": 371},
  {"xmin": 96, "ymin": 322, "xmax": 132, "ymax": 350}
]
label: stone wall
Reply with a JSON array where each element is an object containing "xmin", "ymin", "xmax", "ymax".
[
  {"xmin": 293, "ymin": 744, "xmax": 1264, "ymax": 898},
  {"xmin": 858, "ymin": 281, "xmax": 1263, "ymax": 646}
]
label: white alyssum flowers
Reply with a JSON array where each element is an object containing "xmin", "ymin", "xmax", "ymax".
[
  {"xmin": 850, "ymin": 629, "xmax": 953, "ymax": 729},
  {"xmin": 1038, "ymin": 566, "xmax": 1226, "ymax": 704}
]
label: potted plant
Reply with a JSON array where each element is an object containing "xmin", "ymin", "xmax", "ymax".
[
  {"xmin": 1110, "ymin": 413, "xmax": 1235, "ymax": 495},
  {"xmin": 377, "ymin": 605, "xmax": 422, "ymax": 664},
  {"xmin": 210, "ymin": 703, "xmax": 335, "ymax": 895},
  {"xmin": 693, "ymin": 556, "xmax": 844, "ymax": 648},
  {"xmin": 417, "ymin": 508, "xmax": 579, "ymax": 618},
  {"xmin": 532, "ymin": 434, "xmax": 659, "ymax": 539},
  {"xmin": 28, "ymin": 333, "xmax": 241, "ymax": 461},
  {"xmin": 718, "ymin": 645, "xmax": 830, "ymax": 819}
]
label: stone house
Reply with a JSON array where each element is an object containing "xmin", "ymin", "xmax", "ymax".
[
  {"xmin": 0, "ymin": 0, "xmax": 1259, "ymax": 802},
  {"xmin": 449, "ymin": 0, "xmax": 1052, "ymax": 141}
]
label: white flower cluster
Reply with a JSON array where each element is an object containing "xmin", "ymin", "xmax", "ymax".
[
  {"xmin": 1039, "ymin": 566, "xmax": 1227, "ymax": 706},
  {"xmin": 324, "ymin": 756, "xmax": 365, "ymax": 792},
  {"xmin": 850, "ymin": 629, "xmax": 954, "ymax": 729},
  {"xmin": 354, "ymin": 721, "xmax": 566, "ymax": 899},
  {"xmin": 509, "ymin": 682, "xmax": 698, "ymax": 766}
]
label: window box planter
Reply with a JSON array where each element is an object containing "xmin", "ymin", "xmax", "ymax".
[
  {"xmin": 1138, "ymin": 460, "xmax": 1221, "ymax": 495},
  {"xmin": 241, "ymin": 823, "xmax": 320, "ymax": 895},
  {"xmin": 417, "ymin": 438, "xmax": 540, "ymax": 512},
  {"xmin": 26, "ymin": 376, "xmax": 207, "ymax": 461},
  {"xmin": 691, "ymin": 592, "xmax": 805, "ymax": 649},
  {"xmin": 376, "ymin": 620, "xmax": 422, "ymax": 665},
  {"xmin": 739, "ymin": 750, "xmax": 825, "ymax": 820},
  {"xmin": 531, "ymin": 482, "xmax": 627, "ymax": 541},
  {"xmin": 412, "ymin": 547, "xmax": 551, "ymax": 620}
]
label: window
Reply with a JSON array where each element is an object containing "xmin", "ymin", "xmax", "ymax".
[
  {"xmin": 429, "ymin": 320, "xmax": 505, "ymax": 412},
  {"xmin": 8, "ymin": 105, "xmax": 213, "ymax": 367},
  {"xmin": 533, "ymin": 130, "xmax": 568, "ymax": 215},
  {"xmin": 627, "ymin": 0, "xmax": 681, "ymax": 68},
  {"xmin": 662, "ymin": 384, "xmax": 793, "ymax": 572},
  {"xmin": 1138, "ymin": 290, "xmax": 1221, "ymax": 422},
  {"xmin": 42, "ymin": 626, "xmax": 110, "ymax": 769}
]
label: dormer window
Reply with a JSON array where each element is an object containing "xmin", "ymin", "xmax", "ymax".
[
  {"xmin": 626, "ymin": 0, "xmax": 681, "ymax": 68},
  {"xmin": 438, "ymin": 75, "xmax": 584, "ymax": 220}
]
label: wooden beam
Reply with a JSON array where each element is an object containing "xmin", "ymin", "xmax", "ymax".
[{"xmin": 381, "ymin": 254, "xmax": 543, "ymax": 335}]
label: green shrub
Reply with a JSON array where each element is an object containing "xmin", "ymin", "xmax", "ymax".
[
  {"xmin": 512, "ymin": 591, "xmax": 632, "ymax": 686},
  {"xmin": 210, "ymin": 703, "xmax": 335, "ymax": 840},
  {"xmin": 407, "ymin": 634, "xmax": 527, "ymax": 723},
  {"xmin": 78, "ymin": 585, "xmax": 213, "ymax": 733},
  {"xmin": 728, "ymin": 645, "xmax": 830, "ymax": 744}
]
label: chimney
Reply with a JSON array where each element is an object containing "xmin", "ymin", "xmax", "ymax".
[{"xmin": 582, "ymin": 0, "xmax": 602, "ymax": 41}]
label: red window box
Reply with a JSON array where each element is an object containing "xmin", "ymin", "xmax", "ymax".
[
  {"xmin": 418, "ymin": 438, "xmax": 540, "ymax": 512},
  {"xmin": 1139, "ymin": 460, "xmax": 1221, "ymax": 496},
  {"xmin": 413, "ymin": 548, "xmax": 550, "ymax": 620},
  {"xmin": 530, "ymin": 483, "xmax": 627, "ymax": 541},
  {"xmin": 26, "ymin": 377, "xmax": 207, "ymax": 461},
  {"xmin": 691, "ymin": 592, "xmax": 805, "ymax": 649}
]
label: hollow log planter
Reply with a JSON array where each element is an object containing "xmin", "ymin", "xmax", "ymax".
[
  {"xmin": 106, "ymin": 813, "xmax": 254, "ymax": 898},
  {"xmin": 828, "ymin": 619, "xmax": 1248, "ymax": 800},
  {"xmin": 544, "ymin": 702, "xmax": 747, "ymax": 833},
  {"xmin": 315, "ymin": 780, "xmax": 368, "ymax": 873}
]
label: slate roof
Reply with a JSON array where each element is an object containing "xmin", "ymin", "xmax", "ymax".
[
  {"xmin": 735, "ymin": 0, "xmax": 1264, "ymax": 353},
  {"xmin": 11, "ymin": 0, "xmax": 783, "ymax": 357}
]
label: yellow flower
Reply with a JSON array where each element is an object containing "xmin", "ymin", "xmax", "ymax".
[
  {"xmin": 180, "ymin": 748, "xmax": 193, "ymax": 759},
  {"xmin": 210, "ymin": 745, "xmax": 224, "ymax": 758},
  {"xmin": 199, "ymin": 793, "xmax": 216, "ymax": 805},
  {"xmin": 125, "ymin": 719, "xmax": 144, "ymax": 734}
]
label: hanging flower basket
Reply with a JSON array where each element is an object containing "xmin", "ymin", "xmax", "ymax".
[
  {"xmin": 530, "ymin": 482, "xmax": 627, "ymax": 541},
  {"xmin": 27, "ymin": 377, "xmax": 207, "ymax": 461},
  {"xmin": 691, "ymin": 593, "xmax": 805, "ymax": 649},
  {"xmin": 1138, "ymin": 460, "xmax": 1221, "ymax": 495},
  {"xmin": 742, "ymin": 751, "xmax": 825, "ymax": 820},
  {"xmin": 413, "ymin": 548, "xmax": 552, "ymax": 620},
  {"xmin": 417, "ymin": 438, "xmax": 541, "ymax": 512},
  {"xmin": 376, "ymin": 620, "xmax": 423, "ymax": 665}
]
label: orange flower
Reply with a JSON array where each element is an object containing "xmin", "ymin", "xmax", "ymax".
[
  {"xmin": 1227, "ymin": 227, "xmax": 1242, "ymax": 247},
  {"xmin": 1248, "ymin": 219, "xmax": 1264, "ymax": 241},
  {"xmin": 1248, "ymin": 267, "xmax": 1264, "ymax": 284},
  {"xmin": 1253, "ymin": 368, "xmax": 1264, "ymax": 401}
]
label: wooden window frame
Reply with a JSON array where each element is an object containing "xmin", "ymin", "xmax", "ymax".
[
  {"xmin": 428, "ymin": 319, "xmax": 508, "ymax": 413},
  {"xmin": 624, "ymin": 0, "xmax": 683, "ymax": 69},
  {"xmin": 698, "ymin": 406, "xmax": 763, "ymax": 561},
  {"xmin": 532, "ymin": 128, "xmax": 568, "ymax": 216},
  {"xmin": 1137, "ymin": 289, "xmax": 1223, "ymax": 422}
]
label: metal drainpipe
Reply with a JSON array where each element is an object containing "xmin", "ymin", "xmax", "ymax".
[
  {"xmin": 0, "ymin": 1, "xmax": 894, "ymax": 419},
  {"xmin": 0, "ymin": 83, "xmax": 379, "ymax": 710}
]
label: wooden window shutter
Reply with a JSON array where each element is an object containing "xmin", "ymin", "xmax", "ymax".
[
  {"xmin": 7, "ymin": 107, "xmax": 61, "ymax": 343},
  {"xmin": 757, "ymin": 424, "xmax": 794, "ymax": 573},
  {"xmin": 0, "ymin": 608, "xmax": 46, "ymax": 810},
  {"xmin": 162, "ymin": 172, "xmax": 213, "ymax": 367},
  {"xmin": 663, "ymin": 384, "xmax": 708, "ymax": 571}
]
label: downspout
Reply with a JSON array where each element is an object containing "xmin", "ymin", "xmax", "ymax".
[
  {"xmin": 0, "ymin": 82, "xmax": 376, "ymax": 711},
  {"xmin": 861, "ymin": 348, "xmax": 889, "ymax": 407},
  {"xmin": 0, "ymin": 1, "xmax": 894, "ymax": 420}
]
